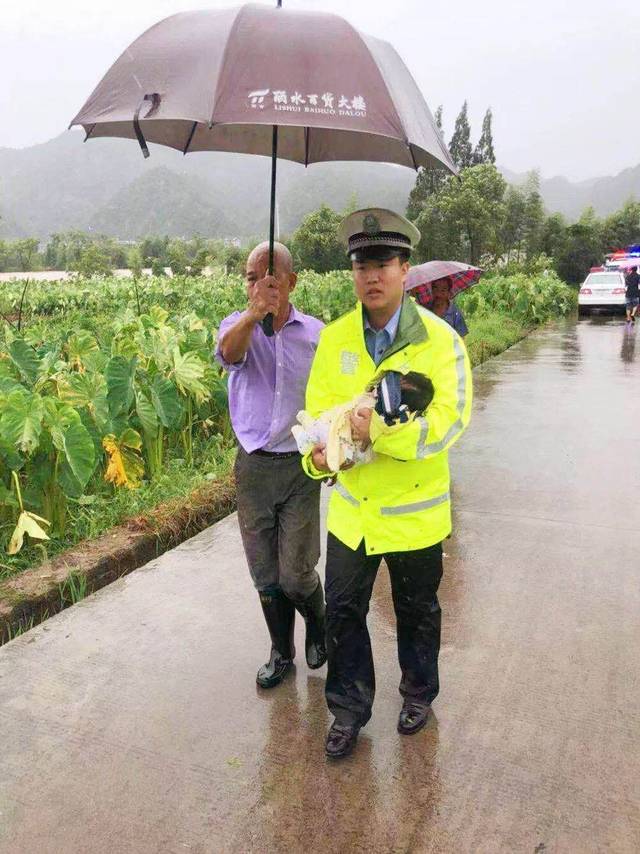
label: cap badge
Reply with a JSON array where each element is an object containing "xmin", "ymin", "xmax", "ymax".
[{"xmin": 362, "ymin": 213, "xmax": 381, "ymax": 234}]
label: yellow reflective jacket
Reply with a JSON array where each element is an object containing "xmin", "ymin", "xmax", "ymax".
[{"xmin": 302, "ymin": 297, "xmax": 472, "ymax": 555}]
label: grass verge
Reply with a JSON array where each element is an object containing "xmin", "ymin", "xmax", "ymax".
[{"xmin": 465, "ymin": 314, "xmax": 530, "ymax": 366}]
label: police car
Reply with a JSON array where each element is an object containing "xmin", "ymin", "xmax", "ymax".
[{"xmin": 578, "ymin": 268, "xmax": 627, "ymax": 316}]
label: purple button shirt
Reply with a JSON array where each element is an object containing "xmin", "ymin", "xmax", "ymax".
[{"xmin": 216, "ymin": 305, "xmax": 324, "ymax": 453}]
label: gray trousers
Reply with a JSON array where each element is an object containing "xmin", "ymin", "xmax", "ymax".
[{"xmin": 234, "ymin": 447, "xmax": 322, "ymax": 601}]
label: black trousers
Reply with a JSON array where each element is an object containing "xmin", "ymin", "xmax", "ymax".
[
  {"xmin": 234, "ymin": 447, "xmax": 321, "ymax": 600},
  {"xmin": 325, "ymin": 533, "xmax": 443, "ymax": 727}
]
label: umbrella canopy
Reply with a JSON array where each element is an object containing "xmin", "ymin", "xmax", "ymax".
[
  {"xmin": 405, "ymin": 261, "xmax": 483, "ymax": 307},
  {"xmin": 69, "ymin": 3, "xmax": 455, "ymax": 173},
  {"xmin": 70, "ymin": 3, "xmax": 455, "ymax": 335}
]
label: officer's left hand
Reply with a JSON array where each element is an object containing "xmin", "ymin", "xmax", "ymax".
[{"xmin": 350, "ymin": 407, "xmax": 373, "ymax": 445}]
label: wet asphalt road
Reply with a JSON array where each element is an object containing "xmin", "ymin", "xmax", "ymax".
[{"xmin": 0, "ymin": 317, "xmax": 639, "ymax": 853}]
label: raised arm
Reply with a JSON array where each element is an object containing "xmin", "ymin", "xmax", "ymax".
[{"xmin": 219, "ymin": 279, "xmax": 279, "ymax": 365}]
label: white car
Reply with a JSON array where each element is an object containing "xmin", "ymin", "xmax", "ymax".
[{"xmin": 578, "ymin": 270, "xmax": 627, "ymax": 316}]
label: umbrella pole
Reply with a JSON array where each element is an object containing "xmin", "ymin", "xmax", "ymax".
[
  {"xmin": 261, "ymin": 0, "xmax": 283, "ymax": 336},
  {"xmin": 261, "ymin": 125, "xmax": 278, "ymax": 337},
  {"xmin": 268, "ymin": 124, "xmax": 278, "ymax": 276}
]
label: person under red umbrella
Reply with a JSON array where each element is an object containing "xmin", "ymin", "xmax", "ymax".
[
  {"xmin": 405, "ymin": 260, "xmax": 483, "ymax": 338},
  {"xmin": 428, "ymin": 278, "xmax": 469, "ymax": 337}
]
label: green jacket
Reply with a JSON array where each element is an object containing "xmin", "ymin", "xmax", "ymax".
[{"xmin": 302, "ymin": 297, "xmax": 472, "ymax": 554}]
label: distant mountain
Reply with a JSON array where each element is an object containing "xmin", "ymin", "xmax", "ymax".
[
  {"xmin": 1, "ymin": 131, "xmax": 638, "ymax": 241},
  {"xmin": 0, "ymin": 132, "xmax": 415, "ymax": 241},
  {"xmin": 89, "ymin": 167, "xmax": 238, "ymax": 239},
  {"xmin": 501, "ymin": 165, "xmax": 640, "ymax": 220}
]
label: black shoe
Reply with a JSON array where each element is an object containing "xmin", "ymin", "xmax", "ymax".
[
  {"xmin": 294, "ymin": 582, "xmax": 327, "ymax": 669},
  {"xmin": 256, "ymin": 586, "xmax": 295, "ymax": 689},
  {"xmin": 397, "ymin": 701, "xmax": 431, "ymax": 735},
  {"xmin": 325, "ymin": 721, "xmax": 360, "ymax": 759}
]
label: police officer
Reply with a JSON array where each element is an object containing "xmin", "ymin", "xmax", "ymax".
[{"xmin": 302, "ymin": 209, "xmax": 473, "ymax": 758}]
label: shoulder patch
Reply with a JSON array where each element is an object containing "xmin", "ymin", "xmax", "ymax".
[{"xmin": 340, "ymin": 350, "xmax": 360, "ymax": 375}]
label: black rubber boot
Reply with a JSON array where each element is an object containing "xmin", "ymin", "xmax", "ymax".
[
  {"xmin": 256, "ymin": 586, "xmax": 296, "ymax": 689},
  {"xmin": 294, "ymin": 581, "xmax": 327, "ymax": 670}
]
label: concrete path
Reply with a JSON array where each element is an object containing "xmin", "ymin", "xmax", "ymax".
[{"xmin": 1, "ymin": 317, "xmax": 639, "ymax": 853}]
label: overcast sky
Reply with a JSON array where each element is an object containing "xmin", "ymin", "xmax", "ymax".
[{"xmin": 1, "ymin": 0, "xmax": 638, "ymax": 180}]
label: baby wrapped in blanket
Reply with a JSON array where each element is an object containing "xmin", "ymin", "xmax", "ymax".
[{"xmin": 292, "ymin": 370, "xmax": 434, "ymax": 473}]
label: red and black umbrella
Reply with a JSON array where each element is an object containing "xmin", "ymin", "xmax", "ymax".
[{"xmin": 405, "ymin": 260, "xmax": 483, "ymax": 308}]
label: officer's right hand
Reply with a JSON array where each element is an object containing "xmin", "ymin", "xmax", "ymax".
[{"xmin": 248, "ymin": 276, "xmax": 280, "ymax": 322}]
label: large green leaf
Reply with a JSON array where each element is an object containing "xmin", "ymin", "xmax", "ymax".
[
  {"xmin": 106, "ymin": 356, "xmax": 136, "ymax": 418},
  {"xmin": 0, "ymin": 390, "xmax": 43, "ymax": 453},
  {"xmin": 42, "ymin": 398, "xmax": 81, "ymax": 452},
  {"xmin": 147, "ymin": 306, "xmax": 169, "ymax": 327},
  {"xmin": 0, "ymin": 376, "xmax": 24, "ymax": 396},
  {"xmin": 58, "ymin": 422, "xmax": 96, "ymax": 496},
  {"xmin": 135, "ymin": 390, "xmax": 158, "ymax": 435},
  {"xmin": 0, "ymin": 358, "xmax": 15, "ymax": 380},
  {"xmin": 36, "ymin": 349, "xmax": 61, "ymax": 385},
  {"xmin": 171, "ymin": 348, "xmax": 210, "ymax": 403},
  {"xmin": 61, "ymin": 419, "xmax": 94, "ymax": 482},
  {"xmin": 8, "ymin": 339, "xmax": 41, "ymax": 386},
  {"xmin": 151, "ymin": 376, "xmax": 183, "ymax": 429},
  {"xmin": 145, "ymin": 326, "xmax": 179, "ymax": 372},
  {"xmin": 66, "ymin": 332, "xmax": 99, "ymax": 369},
  {"xmin": 59, "ymin": 371, "xmax": 109, "ymax": 427},
  {"xmin": 0, "ymin": 436, "xmax": 24, "ymax": 470}
]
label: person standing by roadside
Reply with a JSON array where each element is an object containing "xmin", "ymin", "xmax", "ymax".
[
  {"xmin": 429, "ymin": 277, "xmax": 469, "ymax": 337},
  {"xmin": 624, "ymin": 266, "xmax": 639, "ymax": 323},
  {"xmin": 302, "ymin": 209, "xmax": 472, "ymax": 759},
  {"xmin": 216, "ymin": 241, "xmax": 326, "ymax": 689}
]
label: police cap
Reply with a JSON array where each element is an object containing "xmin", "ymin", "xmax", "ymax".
[{"xmin": 338, "ymin": 208, "xmax": 421, "ymax": 261}]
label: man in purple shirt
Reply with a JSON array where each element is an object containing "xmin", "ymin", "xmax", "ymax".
[{"xmin": 216, "ymin": 241, "xmax": 326, "ymax": 689}]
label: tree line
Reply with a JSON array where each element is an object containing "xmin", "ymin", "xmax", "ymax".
[
  {"xmin": 292, "ymin": 104, "xmax": 640, "ymax": 283},
  {"xmin": 0, "ymin": 232, "xmax": 247, "ymax": 278},
  {"xmin": 2, "ymin": 103, "xmax": 638, "ymax": 284}
]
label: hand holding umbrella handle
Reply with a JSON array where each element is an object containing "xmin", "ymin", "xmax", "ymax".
[{"xmin": 260, "ymin": 250, "xmax": 276, "ymax": 336}]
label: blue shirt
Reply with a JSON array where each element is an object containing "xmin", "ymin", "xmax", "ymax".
[
  {"xmin": 443, "ymin": 302, "xmax": 469, "ymax": 337},
  {"xmin": 363, "ymin": 304, "xmax": 402, "ymax": 366}
]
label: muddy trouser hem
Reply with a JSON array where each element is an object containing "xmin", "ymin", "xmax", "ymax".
[
  {"xmin": 324, "ymin": 533, "xmax": 443, "ymax": 727},
  {"xmin": 234, "ymin": 446, "xmax": 322, "ymax": 601}
]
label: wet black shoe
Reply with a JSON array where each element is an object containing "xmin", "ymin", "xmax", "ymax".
[
  {"xmin": 256, "ymin": 647, "xmax": 293, "ymax": 689},
  {"xmin": 294, "ymin": 582, "xmax": 327, "ymax": 670},
  {"xmin": 325, "ymin": 721, "xmax": 360, "ymax": 759},
  {"xmin": 397, "ymin": 701, "xmax": 431, "ymax": 735}
]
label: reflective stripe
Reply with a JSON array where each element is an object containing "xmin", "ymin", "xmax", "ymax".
[
  {"xmin": 416, "ymin": 416, "xmax": 429, "ymax": 459},
  {"xmin": 380, "ymin": 491, "xmax": 450, "ymax": 516},
  {"xmin": 335, "ymin": 481, "xmax": 359, "ymax": 507},
  {"xmin": 423, "ymin": 335, "xmax": 467, "ymax": 455}
]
